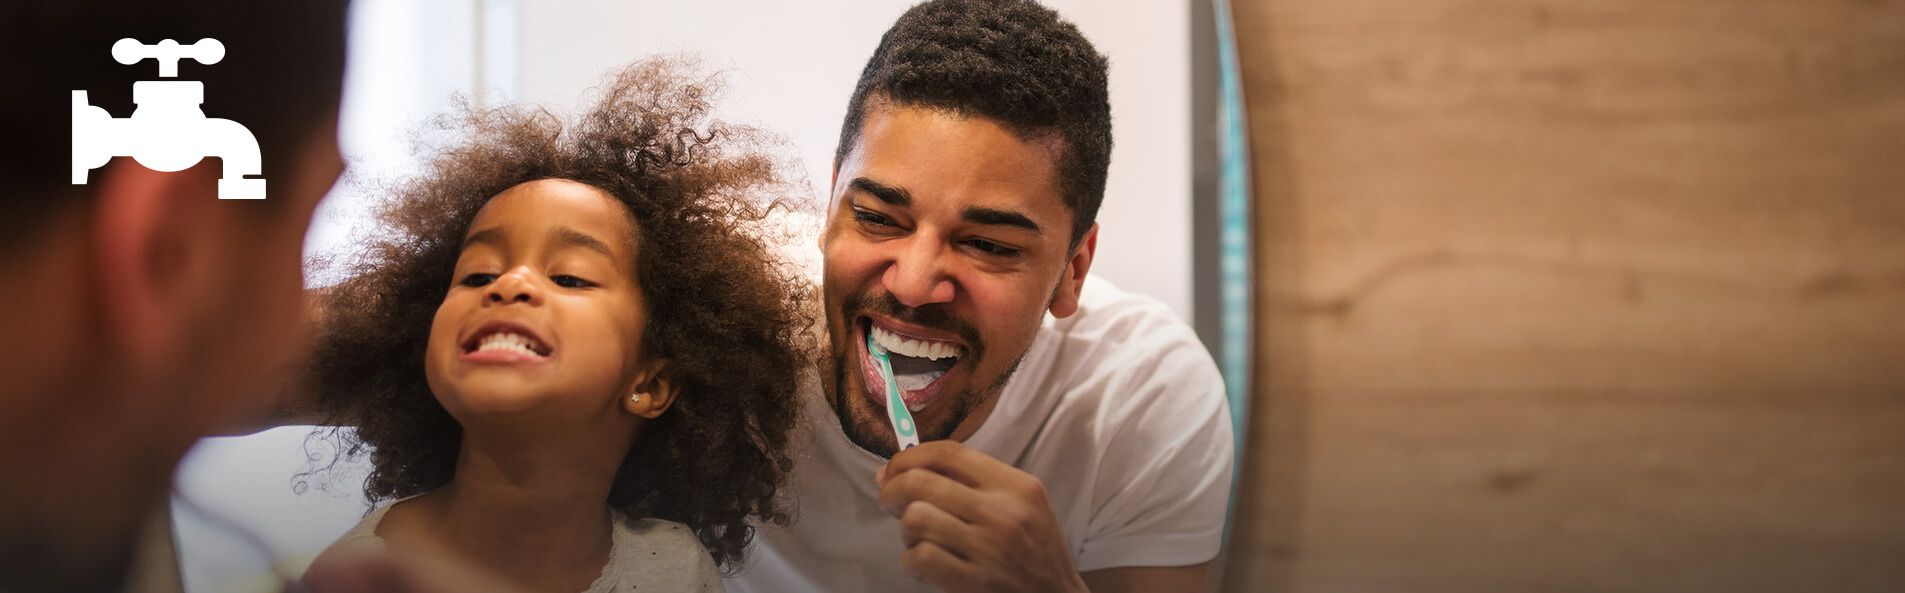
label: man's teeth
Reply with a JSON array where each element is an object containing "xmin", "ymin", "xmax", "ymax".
[
  {"xmin": 870, "ymin": 325, "xmax": 961, "ymax": 360},
  {"xmin": 475, "ymin": 332, "xmax": 544, "ymax": 357}
]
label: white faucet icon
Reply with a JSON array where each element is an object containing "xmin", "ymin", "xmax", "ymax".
[{"xmin": 72, "ymin": 38, "xmax": 267, "ymax": 200}]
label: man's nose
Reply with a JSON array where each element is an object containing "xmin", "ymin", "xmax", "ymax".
[
  {"xmin": 485, "ymin": 266, "xmax": 543, "ymax": 305},
  {"xmin": 883, "ymin": 238, "xmax": 955, "ymax": 308}
]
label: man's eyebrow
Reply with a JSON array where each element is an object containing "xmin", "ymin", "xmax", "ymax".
[
  {"xmin": 963, "ymin": 206, "xmax": 1042, "ymax": 235},
  {"xmin": 850, "ymin": 177, "xmax": 911, "ymax": 207},
  {"xmin": 553, "ymin": 226, "xmax": 616, "ymax": 258}
]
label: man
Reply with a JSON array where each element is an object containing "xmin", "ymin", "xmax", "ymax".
[
  {"xmin": 0, "ymin": 3, "xmax": 518, "ymax": 593},
  {"xmin": 730, "ymin": 1, "xmax": 1234, "ymax": 592}
]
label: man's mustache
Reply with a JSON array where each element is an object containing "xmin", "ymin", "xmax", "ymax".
[{"xmin": 842, "ymin": 292, "xmax": 982, "ymax": 350}]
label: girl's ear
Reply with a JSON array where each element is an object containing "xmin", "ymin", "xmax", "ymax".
[{"xmin": 623, "ymin": 358, "xmax": 681, "ymax": 419}]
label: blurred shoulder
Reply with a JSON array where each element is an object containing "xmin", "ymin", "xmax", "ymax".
[{"xmin": 609, "ymin": 518, "xmax": 724, "ymax": 591}]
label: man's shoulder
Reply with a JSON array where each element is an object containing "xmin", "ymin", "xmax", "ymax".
[
  {"xmin": 1035, "ymin": 278, "xmax": 1219, "ymax": 390},
  {"xmin": 1007, "ymin": 278, "xmax": 1229, "ymax": 452},
  {"xmin": 1055, "ymin": 277, "xmax": 1187, "ymax": 331},
  {"xmin": 1010, "ymin": 283, "xmax": 1234, "ymax": 570}
]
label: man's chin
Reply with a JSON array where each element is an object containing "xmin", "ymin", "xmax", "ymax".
[
  {"xmin": 831, "ymin": 358, "xmax": 910, "ymax": 458},
  {"xmin": 840, "ymin": 412, "xmax": 903, "ymax": 459},
  {"xmin": 831, "ymin": 343, "xmax": 1028, "ymax": 457},
  {"xmin": 831, "ymin": 374, "xmax": 977, "ymax": 459},
  {"xmin": 831, "ymin": 373, "xmax": 900, "ymax": 458}
]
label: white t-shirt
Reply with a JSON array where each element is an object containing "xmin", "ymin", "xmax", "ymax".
[
  {"xmin": 314, "ymin": 501, "xmax": 724, "ymax": 593},
  {"xmin": 728, "ymin": 279, "xmax": 1234, "ymax": 593}
]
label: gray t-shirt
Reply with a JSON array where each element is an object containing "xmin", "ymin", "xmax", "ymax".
[{"xmin": 321, "ymin": 502, "xmax": 724, "ymax": 593}]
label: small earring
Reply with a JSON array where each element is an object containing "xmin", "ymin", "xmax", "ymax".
[{"xmin": 629, "ymin": 392, "xmax": 642, "ymax": 404}]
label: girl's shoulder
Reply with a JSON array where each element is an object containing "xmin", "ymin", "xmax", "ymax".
[
  {"xmin": 300, "ymin": 503, "xmax": 394, "ymax": 584},
  {"xmin": 327, "ymin": 502, "xmax": 395, "ymax": 553},
  {"xmin": 600, "ymin": 516, "xmax": 724, "ymax": 592}
]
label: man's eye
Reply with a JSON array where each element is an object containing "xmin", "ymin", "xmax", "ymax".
[
  {"xmin": 459, "ymin": 273, "xmax": 497, "ymax": 287},
  {"xmin": 966, "ymin": 239, "xmax": 1022, "ymax": 258},
  {"xmin": 853, "ymin": 209, "xmax": 897, "ymax": 229},
  {"xmin": 552, "ymin": 275, "xmax": 596, "ymax": 289}
]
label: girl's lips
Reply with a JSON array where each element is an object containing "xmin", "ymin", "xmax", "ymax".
[{"xmin": 459, "ymin": 347, "xmax": 552, "ymax": 365}]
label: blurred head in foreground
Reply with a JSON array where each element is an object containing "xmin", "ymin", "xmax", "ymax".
[{"xmin": 0, "ymin": 1, "xmax": 348, "ymax": 591}]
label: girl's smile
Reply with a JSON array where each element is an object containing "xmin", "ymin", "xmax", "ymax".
[{"xmin": 459, "ymin": 321, "xmax": 554, "ymax": 365}]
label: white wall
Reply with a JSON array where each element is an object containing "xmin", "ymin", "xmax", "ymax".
[{"xmin": 1047, "ymin": 0, "xmax": 1193, "ymax": 320}]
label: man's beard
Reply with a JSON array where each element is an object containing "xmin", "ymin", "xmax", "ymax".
[{"xmin": 826, "ymin": 292, "xmax": 1022, "ymax": 458}]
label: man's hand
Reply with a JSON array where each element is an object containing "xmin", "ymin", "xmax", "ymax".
[{"xmin": 877, "ymin": 440, "xmax": 1089, "ymax": 593}]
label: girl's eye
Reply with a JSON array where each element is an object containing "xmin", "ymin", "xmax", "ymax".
[
  {"xmin": 966, "ymin": 238, "xmax": 1022, "ymax": 258},
  {"xmin": 459, "ymin": 273, "xmax": 497, "ymax": 287},
  {"xmin": 552, "ymin": 275, "xmax": 596, "ymax": 289}
]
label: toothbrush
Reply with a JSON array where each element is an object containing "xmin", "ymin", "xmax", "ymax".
[{"xmin": 867, "ymin": 332, "xmax": 921, "ymax": 452}]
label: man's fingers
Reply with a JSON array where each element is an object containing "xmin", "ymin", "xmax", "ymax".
[
  {"xmin": 878, "ymin": 466, "xmax": 987, "ymax": 519},
  {"xmin": 897, "ymin": 499, "xmax": 982, "ymax": 552},
  {"xmin": 884, "ymin": 440, "xmax": 1011, "ymax": 486},
  {"xmin": 901, "ymin": 540, "xmax": 979, "ymax": 590}
]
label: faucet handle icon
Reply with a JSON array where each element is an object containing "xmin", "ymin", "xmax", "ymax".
[
  {"xmin": 112, "ymin": 38, "xmax": 224, "ymax": 78},
  {"xmin": 76, "ymin": 37, "xmax": 266, "ymax": 199}
]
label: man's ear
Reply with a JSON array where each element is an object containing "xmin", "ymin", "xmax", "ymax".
[
  {"xmin": 828, "ymin": 166, "xmax": 839, "ymax": 208},
  {"xmin": 1048, "ymin": 223, "xmax": 1098, "ymax": 319},
  {"xmin": 623, "ymin": 358, "xmax": 681, "ymax": 419},
  {"xmin": 89, "ymin": 160, "xmax": 224, "ymax": 375},
  {"xmin": 819, "ymin": 167, "xmax": 841, "ymax": 253}
]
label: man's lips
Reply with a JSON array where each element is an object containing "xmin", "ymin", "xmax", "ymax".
[{"xmin": 857, "ymin": 316, "xmax": 963, "ymax": 412}]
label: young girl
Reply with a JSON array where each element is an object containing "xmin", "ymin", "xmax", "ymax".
[{"xmin": 303, "ymin": 59, "xmax": 810, "ymax": 593}]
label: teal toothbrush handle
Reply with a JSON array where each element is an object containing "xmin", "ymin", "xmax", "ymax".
[{"xmin": 868, "ymin": 333, "xmax": 921, "ymax": 451}]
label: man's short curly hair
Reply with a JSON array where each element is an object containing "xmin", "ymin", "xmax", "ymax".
[
  {"xmin": 834, "ymin": 0, "xmax": 1112, "ymax": 246},
  {"xmin": 311, "ymin": 58, "xmax": 812, "ymax": 570}
]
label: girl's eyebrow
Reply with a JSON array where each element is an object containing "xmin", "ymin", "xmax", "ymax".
[
  {"xmin": 460, "ymin": 226, "xmax": 615, "ymax": 259},
  {"xmin": 554, "ymin": 226, "xmax": 616, "ymax": 258},
  {"xmin": 461, "ymin": 227, "xmax": 507, "ymax": 252}
]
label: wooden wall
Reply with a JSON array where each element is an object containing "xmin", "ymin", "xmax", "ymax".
[{"xmin": 1221, "ymin": 1, "xmax": 1905, "ymax": 592}]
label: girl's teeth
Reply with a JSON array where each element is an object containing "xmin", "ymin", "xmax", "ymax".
[{"xmin": 475, "ymin": 332, "xmax": 543, "ymax": 356}]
